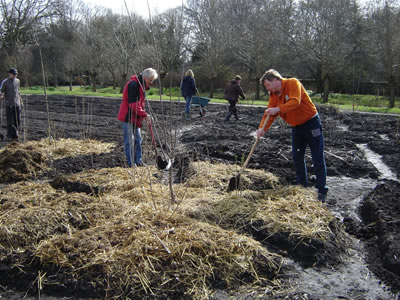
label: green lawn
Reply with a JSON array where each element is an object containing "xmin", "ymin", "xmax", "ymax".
[
  {"xmin": 20, "ymin": 86, "xmax": 400, "ymax": 114},
  {"xmin": 311, "ymin": 93, "xmax": 400, "ymax": 114}
]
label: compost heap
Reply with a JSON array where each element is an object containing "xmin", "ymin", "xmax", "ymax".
[
  {"xmin": 0, "ymin": 138, "xmax": 346, "ymax": 299},
  {"xmin": 0, "ymin": 138, "xmax": 115, "ymax": 182}
]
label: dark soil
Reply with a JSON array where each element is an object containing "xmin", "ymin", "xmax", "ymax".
[
  {"xmin": 360, "ymin": 180, "xmax": 400, "ymax": 292},
  {"xmin": 0, "ymin": 94, "xmax": 399, "ymax": 299}
]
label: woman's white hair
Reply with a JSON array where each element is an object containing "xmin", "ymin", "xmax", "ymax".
[
  {"xmin": 185, "ymin": 69, "xmax": 194, "ymax": 77},
  {"xmin": 142, "ymin": 68, "xmax": 158, "ymax": 81}
]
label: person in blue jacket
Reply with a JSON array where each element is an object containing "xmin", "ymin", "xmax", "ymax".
[{"xmin": 180, "ymin": 69, "xmax": 198, "ymax": 120}]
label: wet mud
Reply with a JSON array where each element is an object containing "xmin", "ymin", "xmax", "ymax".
[{"xmin": 0, "ymin": 95, "xmax": 399, "ymax": 299}]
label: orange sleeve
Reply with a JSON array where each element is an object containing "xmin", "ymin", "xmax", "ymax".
[
  {"xmin": 258, "ymin": 96, "xmax": 277, "ymax": 133},
  {"xmin": 258, "ymin": 113, "xmax": 277, "ymax": 133}
]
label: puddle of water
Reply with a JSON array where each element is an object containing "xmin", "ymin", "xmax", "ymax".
[
  {"xmin": 338, "ymin": 124, "xmax": 349, "ymax": 131},
  {"xmin": 286, "ymin": 175, "xmax": 396, "ymax": 300},
  {"xmin": 326, "ymin": 176, "xmax": 376, "ymax": 223},
  {"xmin": 356, "ymin": 143, "xmax": 398, "ymax": 181},
  {"xmin": 289, "ymin": 244, "xmax": 395, "ymax": 299},
  {"xmin": 380, "ymin": 134, "xmax": 390, "ymax": 141}
]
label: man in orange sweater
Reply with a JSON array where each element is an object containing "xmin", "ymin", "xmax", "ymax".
[{"xmin": 256, "ymin": 69, "xmax": 328, "ymax": 202}]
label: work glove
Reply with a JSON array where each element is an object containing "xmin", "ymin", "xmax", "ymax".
[
  {"xmin": 256, "ymin": 128, "xmax": 265, "ymax": 138},
  {"xmin": 145, "ymin": 114, "xmax": 152, "ymax": 125}
]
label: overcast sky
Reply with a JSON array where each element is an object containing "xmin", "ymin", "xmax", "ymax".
[{"xmin": 84, "ymin": 0, "xmax": 185, "ymax": 17}]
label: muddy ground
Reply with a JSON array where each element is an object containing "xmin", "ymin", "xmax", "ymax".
[{"xmin": 0, "ymin": 94, "xmax": 399, "ymax": 299}]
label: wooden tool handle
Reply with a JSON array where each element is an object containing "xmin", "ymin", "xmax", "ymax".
[
  {"xmin": 239, "ymin": 115, "xmax": 270, "ymax": 174},
  {"xmin": 147, "ymin": 122, "xmax": 158, "ymax": 155}
]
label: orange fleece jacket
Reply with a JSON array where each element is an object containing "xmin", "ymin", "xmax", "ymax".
[{"xmin": 258, "ymin": 78, "xmax": 317, "ymax": 132}]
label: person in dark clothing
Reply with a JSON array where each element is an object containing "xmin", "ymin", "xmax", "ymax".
[
  {"xmin": 1, "ymin": 68, "xmax": 22, "ymax": 140},
  {"xmin": 180, "ymin": 69, "xmax": 198, "ymax": 120},
  {"xmin": 224, "ymin": 75, "xmax": 246, "ymax": 121},
  {"xmin": 117, "ymin": 68, "xmax": 158, "ymax": 167}
]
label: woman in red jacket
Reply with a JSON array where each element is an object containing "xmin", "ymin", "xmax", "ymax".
[
  {"xmin": 118, "ymin": 68, "xmax": 158, "ymax": 167},
  {"xmin": 256, "ymin": 69, "xmax": 328, "ymax": 203}
]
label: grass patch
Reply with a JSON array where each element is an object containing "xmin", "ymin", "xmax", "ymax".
[
  {"xmin": 21, "ymin": 86, "xmax": 122, "ymax": 97},
  {"xmin": 311, "ymin": 93, "xmax": 400, "ymax": 113},
  {"xmin": 20, "ymin": 86, "xmax": 400, "ymax": 114}
]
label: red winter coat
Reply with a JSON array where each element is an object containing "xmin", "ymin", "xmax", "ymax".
[{"xmin": 117, "ymin": 75, "xmax": 148, "ymax": 128}]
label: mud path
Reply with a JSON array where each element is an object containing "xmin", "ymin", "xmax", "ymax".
[{"xmin": 0, "ymin": 95, "xmax": 399, "ymax": 299}]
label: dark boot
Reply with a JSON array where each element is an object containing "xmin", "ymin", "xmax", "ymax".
[{"xmin": 225, "ymin": 111, "xmax": 232, "ymax": 122}]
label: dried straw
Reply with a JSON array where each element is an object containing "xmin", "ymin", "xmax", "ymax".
[
  {"xmin": 0, "ymin": 141, "xmax": 341, "ymax": 298},
  {"xmin": 0, "ymin": 138, "xmax": 115, "ymax": 182}
]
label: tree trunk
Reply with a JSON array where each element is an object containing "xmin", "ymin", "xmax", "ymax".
[
  {"xmin": 322, "ymin": 77, "xmax": 329, "ymax": 103},
  {"xmin": 388, "ymin": 76, "xmax": 395, "ymax": 108},
  {"xmin": 159, "ymin": 71, "xmax": 167, "ymax": 95},
  {"xmin": 255, "ymin": 77, "xmax": 260, "ymax": 100},
  {"xmin": 53, "ymin": 61, "xmax": 58, "ymax": 87},
  {"xmin": 92, "ymin": 74, "xmax": 97, "ymax": 92},
  {"xmin": 159, "ymin": 82, "xmax": 163, "ymax": 96},
  {"xmin": 120, "ymin": 74, "xmax": 127, "ymax": 93},
  {"xmin": 69, "ymin": 74, "xmax": 73, "ymax": 91},
  {"xmin": 209, "ymin": 77, "xmax": 216, "ymax": 98},
  {"xmin": 321, "ymin": 68, "xmax": 330, "ymax": 103}
]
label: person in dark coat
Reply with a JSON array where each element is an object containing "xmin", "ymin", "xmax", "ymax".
[
  {"xmin": 180, "ymin": 69, "xmax": 198, "ymax": 120},
  {"xmin": 1, "ymin": 68, "xmax": 22, "ymax": 139},
  {"xmin": 224, "ymin": 75, "xmax": 246, "ymax": 121}
]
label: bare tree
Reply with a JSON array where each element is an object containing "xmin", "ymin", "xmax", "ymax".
[
  {"xmin": 0, "ymin": 0, "xmax": 60, "ymax": 73},
  {"xmin": 293, "ymin": 0, "xmax": 356, "ymax": 103},
  {"xmin": 186, "ymin": 0, "xmax": 230, "ymax": 97},
  {"xmin": 148, "ymin": 8, "xmax": 186, "ymax": 93},
  {"xmin": 56, "ymin": 0, "xmax": 86, "ymax": 90},
  {"xmin": 366, "ymin": 0, "xmax": 400, "ymax": 108},
  {"xmin": 228, "ymin": 0, "xmax": 298, "ymax": 99},
  {"xmin": 75, "ymin": 7, "xmax": 112, "ymax": 91}
]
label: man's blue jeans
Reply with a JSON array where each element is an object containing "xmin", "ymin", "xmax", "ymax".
[
  {"xmin": 122, "ymin": 122, "xmax": 142, "ymax": 167},
  {"xmin": 291, "ymin": 114, "xmax": 328, "ymax": 195},
  {"xmin": 185, "ymin": 96, "xmax": 192, "ymax": 113}
]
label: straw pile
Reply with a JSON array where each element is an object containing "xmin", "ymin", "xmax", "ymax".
[
  {"xmin": 207, "ymin": 186, "xmax": 335, "ymax": 241},
  {"xmin": 0, "ymin": 165, "xmax": 283, "ymax": 299},
  {"xmin": 0, "ymin": 143, "xmax": 343, "ymax": 298},
  {"xmin": 184, "ymin": 161, "xmax": 280, "ymax": 192},
  {"xmin": 0, "ymin": 138, "xmax": 115, "ymax": 182},
  {"xmin": 0, "ymin": 144, "xmax": 45, "ymax": 182},
  {"xmin": 36, "ymin": 210, "xmax": 281, "ymax": 298},
  {"xmin": 171, "ymin": 161, "xmax": 334, "ymax": 241}
]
